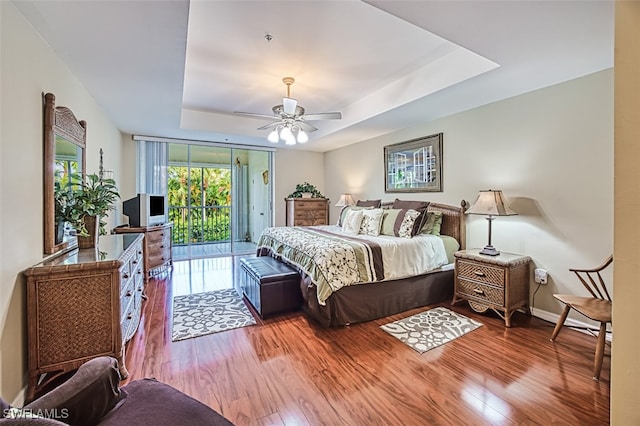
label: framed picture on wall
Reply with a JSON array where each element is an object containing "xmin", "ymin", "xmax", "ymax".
[{"xmin": 384, "ymin": 133, "xmax": 443, "ymax": 193}]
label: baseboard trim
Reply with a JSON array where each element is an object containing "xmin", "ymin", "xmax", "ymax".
[{"xmin": 531, "ymin": 308, "xmax": 612, "ymax": 342}]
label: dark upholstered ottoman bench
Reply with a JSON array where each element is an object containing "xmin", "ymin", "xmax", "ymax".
[{"xmin": 240, "ymin": 256, "xmax": 301, "ymax": 318}]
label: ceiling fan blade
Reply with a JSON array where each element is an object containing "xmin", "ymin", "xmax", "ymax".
[
  {"xmin": 297, "ymin": 121, "xmax": 318, "ymax": 132},
  {"xmin": 303, "ymin": 112, "xmax": 342, "ymax": 121},
  {"xmin": 234, "ymin": 111, "xmax": 279, "ymax": 120},
  {"xmin": 282, "ymin": 97, "xmax": 298, "ymax": 115},
  {"xmin": 256, "ymin": 122, "xmax": 281, "ymax": 131}
]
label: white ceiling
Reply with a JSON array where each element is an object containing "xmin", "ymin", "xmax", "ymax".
[{"xmin": 14, "ymin": 0, "xmax": 613, "ymax": 153}]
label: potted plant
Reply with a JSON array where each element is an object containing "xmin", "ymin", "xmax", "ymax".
[
  {"xmin": 288, "ymin": 182, "xmax": 324, "ymax": 198},
  {"xmin": 56, "ymin": 173, "xmax": 120, "ymax": 248}
]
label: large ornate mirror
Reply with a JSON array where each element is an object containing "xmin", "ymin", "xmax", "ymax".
[{"xmin": 43, "ymin": 92, "xmax": 87, "ymax": 255}]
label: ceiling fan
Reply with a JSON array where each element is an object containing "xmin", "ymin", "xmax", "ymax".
[{"xmin": 234, "ymin": 77, "xmax": 342, "ymax": 144}]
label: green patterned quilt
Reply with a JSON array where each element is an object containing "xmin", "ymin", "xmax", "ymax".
[{"xmin": 257, "ymin": 226, "xmax": 383, "ymax": 305}]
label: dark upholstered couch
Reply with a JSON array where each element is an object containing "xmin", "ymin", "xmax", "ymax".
[{"xmin": 0, "ymin": 357, "xmax": 233, "ymax": 425}]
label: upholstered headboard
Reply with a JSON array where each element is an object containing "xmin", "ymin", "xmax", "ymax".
[{"xmin": 380, "ymin": 200, "xmax": 467, "ymax": 249}]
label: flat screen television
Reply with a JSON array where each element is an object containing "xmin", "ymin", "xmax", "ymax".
[{"xmin": 122, "ymin": 193, "xmax": 167, "ymax": 227}]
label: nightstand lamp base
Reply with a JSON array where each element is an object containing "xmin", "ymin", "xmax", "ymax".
[{"xmin": 479, "ymin": 244, "xmax": 500, "ymax": 256}]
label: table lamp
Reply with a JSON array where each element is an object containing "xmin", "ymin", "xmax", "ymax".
[
  {"xmin": 466, "ymin": 190, "xmax": 517, "ymax": 256},
  {"xmin": 335, "ymin": 194, "xmax": 355, "ymax": 207}
]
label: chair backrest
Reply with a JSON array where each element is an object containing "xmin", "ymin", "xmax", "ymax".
[{"xmin": 569, "ymin": 255, "xmax": 613, "ymax": 302}]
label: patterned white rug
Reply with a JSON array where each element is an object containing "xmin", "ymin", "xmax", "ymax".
[
  {"xmin": 380, "ymin": 307, "xmax": 482, "ymax": 354},
  {"xmin": 172, "ymin": 288, "xmax": 256, "ymax": 342}
]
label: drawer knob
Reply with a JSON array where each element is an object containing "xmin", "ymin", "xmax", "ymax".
[
  {"xmin": 127, "ymin": 313, "xmax": 133, "ymax": 320},
  {"xmin": 125, "ymin": 291, "xmax": 132, "ymax": 297},
  {"xmin": 472, "ymin": 288, "xmax": 485, "ymax": 295},
  {"xmin": 473, "ymin": 271, "xmax": 486, "ymax": 277},
  {"xmin": 123, "ymin": 273, "xmax": 129, "ymax": 279}
]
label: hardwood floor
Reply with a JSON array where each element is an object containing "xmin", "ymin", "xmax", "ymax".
[{"xmin": 123, "ymin": 260, "xmax": 610, "ymax": 425}]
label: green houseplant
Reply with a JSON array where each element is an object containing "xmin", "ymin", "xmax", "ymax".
[
  {"xmin": 288, "ymin": 182, "xmax": 324, "ymax": 198},
  {"xmin": 55, "ymin": 173, "xmax": 120, "ymax": 247}
]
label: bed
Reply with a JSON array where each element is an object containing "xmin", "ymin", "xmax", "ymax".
[{"xmin": 257, "ymin": 201, "xmax": 467, "ymax": 327}]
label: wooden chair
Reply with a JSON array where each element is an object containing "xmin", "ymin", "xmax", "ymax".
[{"xmin": 550, "ymin": 255, "xmax": 613, "ymax": 380}]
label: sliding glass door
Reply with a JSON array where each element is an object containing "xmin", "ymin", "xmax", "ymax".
[{"xmin": 166, "ymin": 143, "xmax": 272, "ymax": 260}]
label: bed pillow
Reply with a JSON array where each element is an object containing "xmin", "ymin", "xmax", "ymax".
[
  {"xmin": 337, "ymin": 206, "xmax": 363, "ymax": 226},
  {"xmin": 380, "ymin": 208, "xmax": 421, "ymax": 238},
  {"xmin": 342, "ymin": 209, "xmax": 364, "ymax": 235},
  {"xmin": 420, "ymin": 211, "xmax": 444, "ymax": 235},
  {"xmin": 359, "ymin": 208, "xmax": 384, "ymax": 236},
  {"xmin": 356, "ymin": 199, "xmax": 382, "ymax": 208},
  {"xmin": 392, "ymin": 199, "xmax": 429, "ymax": 236}
]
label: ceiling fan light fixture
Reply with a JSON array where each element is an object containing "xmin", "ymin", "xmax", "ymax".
[
  {"xmin": 280, "ymin": 125, "xmax": 293, "ymax": 141},
  {"xmin": 296, "ymin": 128, "xmax": 308, "ymax": 143},
  {"xmin": 284, "ymin": 133, "xmax": 296, "ymax": 145},
  {"xmin": 267, "ymin": 128, "xmax": 279, "ymax": 143}
]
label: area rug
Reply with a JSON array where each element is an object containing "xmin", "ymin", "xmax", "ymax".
[
  {"xmin": 380, "ymin": 307, "xmax": 482, "ymax": 354},
  {"xmin": 172, "ymin": 288, "xmax": 256, "ymax": 342}
]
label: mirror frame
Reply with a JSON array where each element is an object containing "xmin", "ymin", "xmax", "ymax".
[{"xmin": 43, "ymin": 92, "xmax": 87, "ymax": 255}]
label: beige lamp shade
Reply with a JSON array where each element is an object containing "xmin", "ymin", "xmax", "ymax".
[
  {"xmin": 466, "ymin": 190, "xmax": 517, "ymax": 216},
  {"xmin": 335, "ymin": 193, "xmax": 355, "ymax": 207},
  {"xmin": 466, "ymin": 190, "xmax": 516, "ymax": 256}
]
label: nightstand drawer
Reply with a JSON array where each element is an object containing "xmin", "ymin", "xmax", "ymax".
[
  {"xmin": 457, "ymin": 278, "xmax": 504, "ymax": 306},
  {"xmin": 456, "ymin": 260, "xmax": 505, "ymax": 287}
]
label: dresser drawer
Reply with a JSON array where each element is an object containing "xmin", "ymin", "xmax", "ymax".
[
  {"xmin": 294, "ymin": 210, "xmax": 326, "ymax": 219},
  {"xmin": 120, "ymin": 275, "xmax": 136, "ymax": 316},
  {"xmin": 149, "ymin": 247, "xmax": 171, "ymax": 270},
  {"xmin": 456, "ymin": 260, "xmax": 505, "ymax": 287},
  {"xmin": 292, "ymin": 200, "xmax": 325, "ymax": 210},
  {"xmin": 146, "ymin": 229, "xmax": 170, "ymax": 245},
  {"xmin": 457, "ymin": 278, "xmax": 505, "ymax": 306}
]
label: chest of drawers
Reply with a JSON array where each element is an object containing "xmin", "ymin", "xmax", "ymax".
[
  {"xmin": 452, "ymin": 249, "xmax": 531, "ymax": 327},
  {"xmin": 113, "ymin": 223, "xmax": 173, "ymax": 281},
  {"xmin": 23, "ymin": 234, "xmax": 144, "ymax": 401},
  {"xmin": 285, "ymin": 198, "xmax": 329, "ymax": 226}
]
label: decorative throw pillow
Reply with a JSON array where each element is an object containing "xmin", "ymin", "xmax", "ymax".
[
  {"xmin": 392, "ymin": 199, "xmax": 429, "ymax": 236},
  {"xmin": 359, "ymin": 208, "xmax": 384, "ymax": 236},
  {"xmin": 396, "ymin": 209, "xmax": 421, "ymax": 238},
  {"xmin": 356, "ymin": 199, "xmax": 382, "ymax": 208},
  {"xmin": 420, "ymin": 211, "xmax": 444, "ymax": 235},
  {"xmin": 380, "ymin": 208, "xmax": 420, "ymax": 238},
  {"xmin": 342, "ymin": 209, "xmax": 364, "ymax": 235},
  {"xmin": 337, "ymin": 206, "xmax": 372, "ymax": 226}
]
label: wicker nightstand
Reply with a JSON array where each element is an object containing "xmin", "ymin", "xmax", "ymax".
[{"xmin": 452, "ymin": 249, "xmax": 531, "ymax": 327}]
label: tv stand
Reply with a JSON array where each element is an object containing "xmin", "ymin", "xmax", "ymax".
[{"xmin": 113, "ymin": 223, "xmax": 173, "ymax": 282}]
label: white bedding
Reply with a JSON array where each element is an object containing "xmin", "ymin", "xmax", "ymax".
[{"xmin": 316, "ymin": 225, "xmax": 449, "ymax": 281}]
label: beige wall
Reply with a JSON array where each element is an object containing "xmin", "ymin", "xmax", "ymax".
[
  {"xmin": 325, "ymin": 69, "xmax": 614, "ymax": 321},
  {"xmin": 612, "ymin": 1, "xmax": 640, "ymax": 424},
  {"xmin": 0, "ymin": 2, "xmax": 125, "ymax": 401},
  {"xmin": 273, "ymin": 149, "xmax": 325, "ymax": 227}
]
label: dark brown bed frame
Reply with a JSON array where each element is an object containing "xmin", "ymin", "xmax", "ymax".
[{"xmin": 265, "ymin": 200, "xmax": 467, "ymax": 327}]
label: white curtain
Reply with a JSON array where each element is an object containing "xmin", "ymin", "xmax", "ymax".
[
  {"xmin": 137, "ymin": 140, "xmax": 168, "ymax": 195},
  {"xmin": 232, "ymin": 163, "xmax": 249, "ymax": 242}
]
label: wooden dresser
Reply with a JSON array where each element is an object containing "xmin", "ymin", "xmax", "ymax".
[
  {"xmin": 285, "ymin": 198, "xmax": 329, "ymax": 226},
  {"xmin": 452, "ymin": 249, "xmax": 531, "ymax": 327},
  {"xmin": 113, "ymin": 223, "xmax": 173, "ymax": 281},
  {"xmin": 23, "ymin": 233, "xmax": 144, "ymax": 401}
]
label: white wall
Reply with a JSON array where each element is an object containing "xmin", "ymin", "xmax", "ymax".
[
  {"xmin": 273, "ymin": 148, "xmax": 325, "ymax": 227},
  {"xmin": 325, "ymin": 69, "xmax": 614, "ymax": 319},
  {"xmin": 0, "ymin": 2, "xmax": 125, "ymax": 400},
  {"xmin": 612, "ymin": 1, "xmax": 640, "ymax": 423}
]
